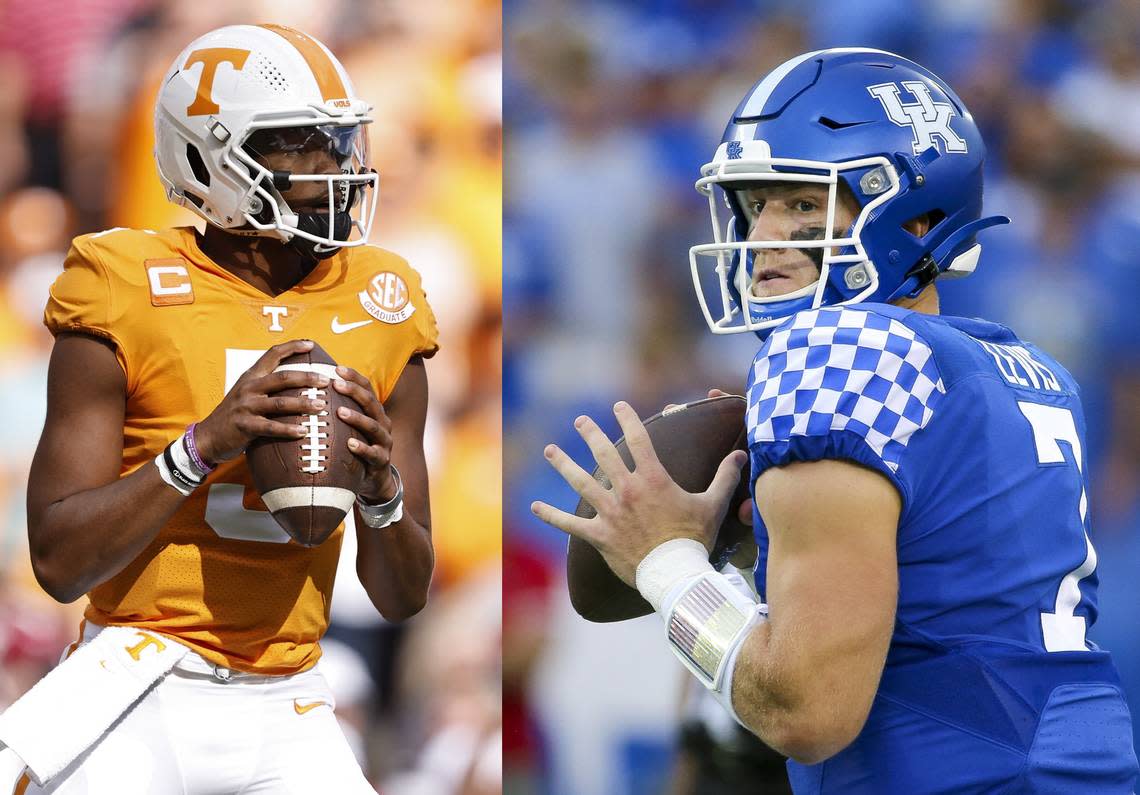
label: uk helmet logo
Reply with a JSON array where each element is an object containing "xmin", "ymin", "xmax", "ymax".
[
  {"xmin": 358, "ymin": 271, "xmax": 415, "ymax": 324},
  {"xmin": 867, "ymin": 81, "xmax": 968, "ymax": 155}
]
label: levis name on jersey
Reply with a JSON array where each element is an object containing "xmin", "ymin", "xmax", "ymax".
[{"xmin": 975, "ymin": 339, "xmax": 1062, "ymax": 393}]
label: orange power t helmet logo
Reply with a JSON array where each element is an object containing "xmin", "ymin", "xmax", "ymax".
[{"xmin": 184, "ymin": 48, "xmax": 251, "ymax": 116}]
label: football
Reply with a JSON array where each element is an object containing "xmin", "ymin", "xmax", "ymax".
[
  {"xmin": 246, "ymin": 342, "xmax": 367, "ymax": 546},
  {"xmin": 566, "ymin": 395, "xmax": 754, "ymax": 623}
]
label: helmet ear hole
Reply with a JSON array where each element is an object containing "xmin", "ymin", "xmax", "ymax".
[
  {"xmin": 185, "ymin": 144, "xmax": 211, "ymax": 188},
  {"xmin": 903, "ymin": 209, "xmax": 945, "ymax": 239}
]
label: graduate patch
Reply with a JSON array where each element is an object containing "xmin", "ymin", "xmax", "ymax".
[{"xmin": 359, "ymin": 271, "xmax": 415, "ymax": 324}]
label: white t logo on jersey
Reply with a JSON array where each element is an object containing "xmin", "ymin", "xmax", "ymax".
[
  {"xmin": 867, "ymin": 81, "xmax": 968, "ymax": 155},
  {"xmin": 263, "ymin": 306, "xmax": 288, "ymax": 332}
]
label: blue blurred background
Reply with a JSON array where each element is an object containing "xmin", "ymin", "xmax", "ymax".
[{"xmin": 503, "ymin": 1, "xmax": 1140, "ymax": 793}]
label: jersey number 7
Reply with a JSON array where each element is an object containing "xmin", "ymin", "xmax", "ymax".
[{"xmin": 1018, "ymin": 402, "xmax": 1098, "ymax": 653}]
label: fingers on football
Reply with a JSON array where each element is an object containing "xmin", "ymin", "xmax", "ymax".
[
  {"xmin": 737, "ymin": 497, "xmax": 755, "ymax": 526},
  {"xmin": 257, "ymin": 369, "xmax": 329, "ymax": 395},
  {"xmin": 543, "ymin": 443, "xmax": 608, "ymax": 507},
  {"xmin": 249, "ymin": 339, "xmax": 314, "ymax": 377},
  {"xmin": 251, "ymin": 394, "xmax": 325, "ymax": 417},
  {"xmin": 337, "ymin": 406, "xmax": 392, "ymax": 448},
  {"xmin": 332, "ymin": 375, "xmax": 385, "ymax": 422},
  {"xmin": 612, "ymin": 402, "xmax": 659, "ymax": 470},
  {"xmin": 346, "ymin": 435, "xmax": 390, "ymax": 467},
  {"xmin": 530, "ymin": 499, "xmax": 594, "ymax": 540},
  {"xmin": 235, "ymin": 415, "xmax": 306, "ymax": 439},
  {"xmin": 706, "ymin": 450, "xmax": 748, "ymax": 505},
  {"xmin": 574, "ymin": 415, "xmax": 629, "ymax": 483},
  {"xmin": 334, "ymin": 365, "xmax": 373, "ymax": 392}
]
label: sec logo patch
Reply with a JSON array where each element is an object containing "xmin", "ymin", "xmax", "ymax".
[{"xmin": 358, "ymin": 271, "xmax": 415, "ymax": 324}]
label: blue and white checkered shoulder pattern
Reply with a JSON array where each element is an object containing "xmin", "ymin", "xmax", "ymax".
[{"xmin": 747, "ymin": 308, "xmax": 946, "ymax": 475}]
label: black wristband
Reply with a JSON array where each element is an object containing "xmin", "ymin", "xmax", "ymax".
[{"xmin": 163, "ymin": 441, "xmax": 204, "ymax": 494}]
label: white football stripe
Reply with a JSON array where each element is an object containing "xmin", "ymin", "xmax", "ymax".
[
  {"xmin": 273, "ymin": 363, "xmax": 340, "ymax": 379},
  {"xmin": 262, "ymin": 486, "xmax": 356, "ymax": 513}
]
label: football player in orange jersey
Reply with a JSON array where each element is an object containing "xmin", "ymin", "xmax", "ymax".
[{"xmin": 1, "ymin": 24, "xmax": 438, "ymax": 794}]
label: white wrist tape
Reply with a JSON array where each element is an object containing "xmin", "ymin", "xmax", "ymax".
[
  {"xmin": 635, "ymin": 538, "xmax": 714, "ymax": 612},
  {"xmin": 636, "ymin": 539, "xmax": 767, "ymax": 726}
]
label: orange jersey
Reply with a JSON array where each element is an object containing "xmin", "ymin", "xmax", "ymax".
[{"xmin": 43, "ymin": 226, "xmax": 438, "ymax": 674}]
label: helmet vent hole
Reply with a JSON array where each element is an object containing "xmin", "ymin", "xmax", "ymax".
[
  {"xmin": 818, "ymin": 116, "xmax": 866, "ymax": 130},
  {"xmin": 253, "ymin": 55, "xmax": 290, "ymax": 93},
  {"xmin": 185, "ymin": 144, "xmax": 210, "ymax": 187}
]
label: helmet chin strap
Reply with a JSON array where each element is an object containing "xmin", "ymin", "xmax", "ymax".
[
  {"xmin": 290, "ymin": 210, "xmax": 353, "ymax": 261},
  {"xmin": 248, "ymin": 167, "xmax": 356, "ymax": 261}
]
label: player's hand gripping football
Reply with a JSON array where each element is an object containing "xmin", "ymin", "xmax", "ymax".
[
  {"xmin": 533, "ymin": 401, "xmax": 748, "ymax": 588},
  {"xmin": 195, "ymin": 340, "xmax": 332, "ymax": 464},
  {"xmin": 666, "ymin": 388, "xmax": 755, "ymax": 528},
  {"xmin": 329, "ymin": 365, "xmax": 397, "ymax": 503}
]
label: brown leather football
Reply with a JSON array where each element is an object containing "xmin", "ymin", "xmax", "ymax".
[
  {"xmin": 566, "ymin": 395, "xmax": 753, "ymax": 622},
  {"xmin": 246, "ymin": 342, "xmax": 367, "ymax": 547}
]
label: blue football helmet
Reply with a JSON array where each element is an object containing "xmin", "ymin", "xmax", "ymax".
[{"xmin": 689, "ymin": 47, "xmax": 1009, "ymax": 336}]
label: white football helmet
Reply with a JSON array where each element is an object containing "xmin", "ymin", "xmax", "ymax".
[{"xmin": 155, "ymin": 24, "xmax": 378, "ymax": 257}]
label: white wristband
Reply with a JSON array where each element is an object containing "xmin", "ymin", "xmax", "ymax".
[
  {"xmin": 155, "ymin": 450, "xmax": 196, "ymax": 497},
  {"xmin": 635, "ymin": 538, "xmax": 714, "ymax": 612},
  {"xmin": 356, "ymin": 465, "xmax": 404, "ymax": 529},
  {"xmin": 169, "ymin": 433, "xmax": 210, "ymax": 481},
  {"xmin": 663, "ymin": 571, "xmax": 764, "ymax": 690}
]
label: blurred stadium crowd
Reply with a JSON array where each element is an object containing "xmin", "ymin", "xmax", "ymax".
[
  {"xmin": 504, "ymin": 0, "xmax": 1140, "ymax": 793},
  {"xmin": 0, "ymin": 0, "xmax": 501, "ymax": 792}
]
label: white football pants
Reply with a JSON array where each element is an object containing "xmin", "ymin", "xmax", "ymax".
[{"xmin": 5, "ymin": 626, "xmax": 375, "ymax": 795}]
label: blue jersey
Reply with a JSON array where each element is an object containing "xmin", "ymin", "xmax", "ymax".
[{"xmin": 745, "ymin": 304, "xmax": 1138, "ymax": 794}]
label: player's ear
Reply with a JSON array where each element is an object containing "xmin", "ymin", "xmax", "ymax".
[{"xmin": 903, "ymin": 213, "xmax": 932, "ymax": 238}]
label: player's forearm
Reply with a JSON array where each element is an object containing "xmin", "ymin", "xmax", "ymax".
[
  {"xmin": 728, "ymin": 623, "xmax": 820, "ymax": 761},
  {"xmin": 729, "ymin": 620, "xmax": 871, "ymax": 764},
  {"xmin": 635, "ymin": 543, "xmax": 866, "ymax": 765},
  {"xmin": 354, "ymin": 512, "xmax": 434, "ymax": 621},
  {"xmin": 29, "ymin": 463, "xmax": 186, "ymax": 604}
]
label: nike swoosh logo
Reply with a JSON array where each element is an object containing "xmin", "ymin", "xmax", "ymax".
[
  {"xmin": 293, "ymin": 699, "xmax": 329, "ymax": 715},
  {"xmin": 331, "ymin": 317, "xmax": 373, "ymax": 334}
]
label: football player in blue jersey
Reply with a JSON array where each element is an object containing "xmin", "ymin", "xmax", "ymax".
[{"xmin": 532, "ymin": 48, "xmax": 1140, "ymax": 793}]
